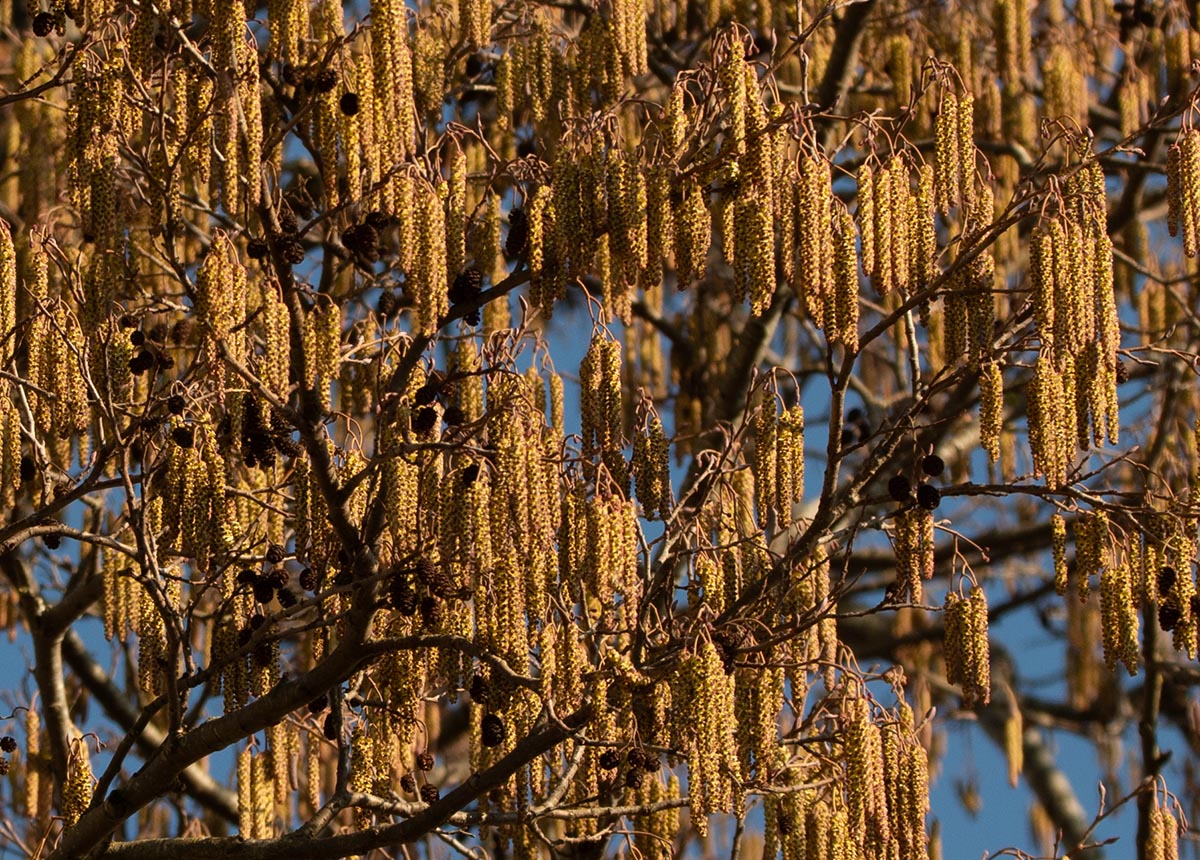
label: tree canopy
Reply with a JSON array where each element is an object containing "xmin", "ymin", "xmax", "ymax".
[{"xmin": 0, "ymin": 0, "xmax": 1197, "ymax": 858}]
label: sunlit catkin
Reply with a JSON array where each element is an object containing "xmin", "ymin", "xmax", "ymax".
[
  {"xmin": 62, "ymin": 737, "xmax": 93, "ymax": 827},
  {"xmin": 979, "ymin": 361, "xmax": 1003, "ymax": 462},
  {"xmin": 833, "ymin": 204, "xmax": 860, "ymax": 350},
  {"xmin": 850, "ymin": 166, "xmax": 872, "ymax": 304},
  {"xmin": 23, "ymin": 708, "xmax": 39, "ymax": 820},
  {"xmin": 674, "ymin": 177, "xmax": 710, "ymax": 286},
  {"xmin": 944, "ymin": 585, "xmax": 990, "ymax": 706},
  {"xmin": 1052, "ymin": 513, "xmax": 1069, "ymax": 596},
  {"xmin": 1179, "ymin": 129, "xmax": 1200, "ymax": 258},
  {"xmin": 1100, "ymin": 555, "xmax": 1139, "ymax": 674},
  {"xmin": 935, "ymin": 90, "xmax": 960, "ymax": 215}
]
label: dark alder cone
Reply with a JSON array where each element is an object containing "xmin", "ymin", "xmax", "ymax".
[
  {"xmin": 282, "ymin": 63, "xmax": 301, "ymax": 86},
  {"xmin": 1159, "ymin": 566, "xmax": 1177, "ymax": 594},
  {"xmin": 119, "ymin": 314, "xmax": 138, "ymax": 329},
  {"xmin": 414, "ymin": 556, "xmax": 438, "ymax": 586},
  {"xmin": 322, "ymin": 713, "xmax": 338, "ymax": 740},
  {"xmin": 625, "ymin": 768, "xmax": 645, "ymax": 790},
  {"xmin": 299, "ymin": 567, "xmax": 317, "ymax": 591},
  {"xmin": 420, "ymin": 783, "xmax": 440, "ymax": 803},
  {"xmin": 129, "ymin": 350, "xmax": 155, "ymax": 375},
  {"xmin": 399, "ymin": 773, "xmax": 417, "ymax": 794},
  {"xmin": 246, "ymin": 238, "xmax": 269, "ymax": 259},
  {"xmin": 469, "ymin": 673, "xmax": 490, "ymax": 705},
  {"xmin": 922, "ymin": 454, "xmax": 946, "ymax": 477},
  {"xmin": 276, "ymin": 588, "xmax": 298, "ymax": 608},
  {"xmin": 278, "ymin": 210, "xmax": 299, "ymax": 235},
  {"xmin": 32, "ymin": 11, "xmax": 54, "ymax": 35},
  {"xmin": 377, "ymin": 288, "xmax": 399, "ymax": 318},
  {"xmin": 505, "ymin": 208, "xmax": 528, "ymax": 259},
  {"xmin": 167, "ymin": 394, "xmax": 186, "ymax": 415},
  {"xmin": 419, "ymin": 595, "xmax": 442, "ymax": 628},
  {"xmin": 339, "ymin": 92, "xmax": 360, "ymax": 116},
  {"xmin": 390, "ymin": 583, "xmax": 418, "ymax": 616},
  {"xmin": 43, "ymin": 533, "xmax": 60, "ymax": 549},
  {"xmin": 265, "ymin": 568, "xmax": 288, "ymax": 588},
  {"xmin": 443, "ymin": 405, "xmax": 466, "ymax": 426},
  {"xmin": 253, "ymin": 578, "xmax": 276, "ymax": 604},
  {"xmin": 916, "ymin": 483, "xmax": 941, "ymax": 510},
  {"xmin": 599, "ymin": 749, "xmax": 621, "ymax": 770},
  {"xmin": 343, "ymin": 223, "xmax": 379, "ymax": 262},
  {"xmin": 412, "ymin": 406, "xmax": 439, "ymax": 435},
  {"xmin": 0, "ymin": 758, "xmax": 8, "ymax": 776},
  {"xmin": 266, "ymin": 543, "xmax": 287, "ymax": 564},
  {"xmin": 626, "ymin": 747, "xmax": 645, "ymax": 769},
  {"xmin": 249, "ymin": 613, "xmax": 266, "ymax": 630},
  {"xmin": 148, "ymin": 322, "xmax": 169, "ymax": 343},
  {"xmin": 480, "ymin": 713, "xmax": 506, "ymax": 747},
  {"xmin": 171, "ymin": 426, "xmax": 195, "ymax": 448},
  {"xmin": 19, "ymin": 455, "xmax": 35, "ymax": 483},
  {"xmin": 0, "ymin": 736, "xmax": 15, "ymax": 753},
  {"xmin": 1115, "ymin": 358, "xmax": 1129, "ymax": 383},
  {"xmin": 841, "ymin": 408, "xmax": 870, "ymax": 445},
  {"xmin": 312, "ymin": 67, "xmax": 338, "ymax": 93},
  {"xmin": 366, "ymin": 211, "xmax": 391, "ymax": 230},
  {"xmin": 171, "ymin": 319, "xmax": 194, "ymax": 345},
  {"xmin": 416, "ymin": 752, "xmax": 435, "ymax": 771},
  {"xmin": 887, "ymin": 474, "xmax": 913, "ymax": 502},
  {"xmin": 282, "ymin": 240, "xmax": 306, "ymax": 265},
  {"xmin": 461, "ymin": 462, "xmax": 480, "ymax": 485},
  {"xmin": 307, "ymin": 696, "xmax": 327, "ymax": 714},
  {"xmin": 130, "ymin": 329, "xmax": 146, "ymax": 346},
  {"xmin": 1159, "ymin": 602, "xmax": 1180, "ymax": 632},
  {"xmin": 414, "ymin": 381, "xmax": 440, "ymax": 406},
  {"xmin": 449, "ymin": 268, "xmax": 483, "ymax": 304},
  {"xmin": 237, "ymin": 567, "xmax": 258, "ymax": 586}
]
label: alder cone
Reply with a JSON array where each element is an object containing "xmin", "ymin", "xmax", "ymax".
[{"xmin": 481, "ymin": 714, "xmax": 506, "ymax": 747}]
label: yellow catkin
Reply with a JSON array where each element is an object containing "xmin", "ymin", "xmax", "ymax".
[
  {"xmin": 979, "ymin": 361, "xmax": 1003, "ymax": 461},
  {"xmin": 1100, "ymin": 554, "xmax": 1139, "ymax": 675},
  {"xmin": 1179, "ymin": 130, "xmax": 1200, "ymax": 259},
  {"xmin": 415, "ymin": 182, "xmax": 450, "ymax": 335},
  {"xmin": 24, "ymin": 709, "xmax": 39, "ymax": 821},
  {"xmin": 888, "ymin": 156, "xmax": 911, "ymax": 297},
  {"xmin": 935, "ymin": 90, "xmax": 960, "ymax": 216},
  {"xmin": 1052, "ymin": 513, "xmax": 1069, "ymax": 596},
  {"xmin": 833, "ymin": 204, "xmax": 860, "ymax": 351},
  {"xmin": 957, "ymin": 94, "xmax": 975, "ymax": 209},
  {"xmin": 62, "ymin": 738, "xmax": 94, "ymax": 827},
  {"xmin": 858, "ymin": 164, "xmax": 875, "ymax": 282}
]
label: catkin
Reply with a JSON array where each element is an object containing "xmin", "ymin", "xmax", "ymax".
[
  {"xmin": 935, "ymin": 91, "xmax": 960, "ymax": 215},
  {"xmin": 1100, "ymin": 555, "xmax": 1139, "ymax": 674},
  {"xmin": 1052, "ymin": 513, "xmax": 1069, "ymax": 596}
]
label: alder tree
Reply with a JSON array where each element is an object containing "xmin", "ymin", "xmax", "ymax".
[{"xmin": 0, "ymin": 0, "xmax": 1197, "ymax": 857}]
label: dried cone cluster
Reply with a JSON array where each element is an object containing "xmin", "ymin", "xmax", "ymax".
[{"xmin": 943, "ymin": 585, "xmax": 990, "ymax": 707}]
